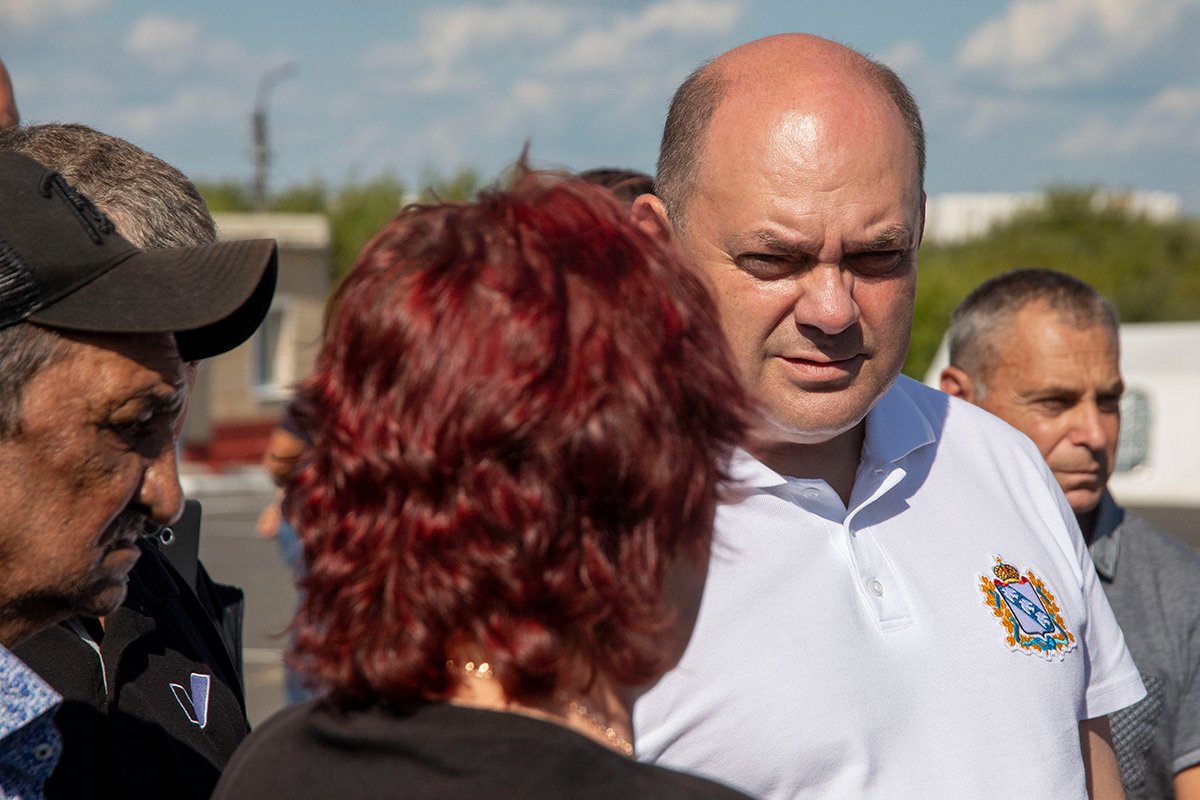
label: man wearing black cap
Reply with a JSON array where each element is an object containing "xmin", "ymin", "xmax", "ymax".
[{"xmin": 0, "ymin": 143, "xmax": 276, "ymax": 800}]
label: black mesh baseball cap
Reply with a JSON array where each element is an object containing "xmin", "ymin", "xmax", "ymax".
[{"xmin": 0, "ymin": 151, "xmax": 277, "ymax": 360}]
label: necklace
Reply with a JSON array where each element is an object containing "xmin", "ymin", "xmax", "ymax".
[{"xmin": 446, "ymin": 659, "xmax": 635, "ymax": 757}]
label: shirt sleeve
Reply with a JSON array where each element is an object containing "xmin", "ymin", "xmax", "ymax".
[{"xmin": 1169, "ymin": 539, "xmax": 1200, "ymax": 773}]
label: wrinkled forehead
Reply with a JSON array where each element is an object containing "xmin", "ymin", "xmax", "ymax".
[
  {"xmin": 60, "ymin": 330, "xmax": 188, "ymax": 392},
  {"xmin": 689, "ymin": 79, "xmax": 921, "ymax": 218}
]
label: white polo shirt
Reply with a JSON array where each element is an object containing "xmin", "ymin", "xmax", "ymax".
[{"xmin": 634, "ymin": 376, "xmax": 1145, "ymax": 800}]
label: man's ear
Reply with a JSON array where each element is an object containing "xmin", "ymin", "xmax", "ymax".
[
  {"xmin": 917, "ymin": 190, "xmax": 927, "ymax": 247},
  {"xmin": 939, "ymin": 365, "xmax": 979, "ymax": 403},
  {"xmin": 631, "ymin": 193, "xmax": 674, "ymax": 245}
]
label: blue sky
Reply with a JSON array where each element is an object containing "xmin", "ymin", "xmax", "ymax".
[{"xmin": 3, "ymin": 0, "xmax": 1198, "ymax": 211}]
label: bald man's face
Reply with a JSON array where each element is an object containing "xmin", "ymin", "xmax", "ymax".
[{"xmin": 671, "ymin": 75, "xmax": 923, "ymax": 447}]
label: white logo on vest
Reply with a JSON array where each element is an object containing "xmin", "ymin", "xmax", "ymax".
[{"xmin": 170, "ymin": 672, "xmax": 211, "ymax": 728}]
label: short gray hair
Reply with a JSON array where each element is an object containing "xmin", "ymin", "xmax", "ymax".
[
  {"xmin": 948, "ymin": 268, "xmax": 1119, "ymax": 394},
  {"xmin": 0, "ymin": 123, "xmax": 216, "ymax": 436},
  {"xmin": 655, "ymin": 60, "xmax": 726, "ymax": 230},
  {"xmin": 0, "ymin": 324, "xmax": 66, "ymax": 436},
  {"xmin": 0, "ymin": 123, "xmax": 215, "ymax": 249}
]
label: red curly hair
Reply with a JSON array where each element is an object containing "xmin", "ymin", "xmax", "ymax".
[{"xmin": 289, "ymin": 168, "xmax": 747, "ymax": 707}]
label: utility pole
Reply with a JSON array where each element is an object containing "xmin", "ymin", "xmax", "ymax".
[{"xmin": 252, "ymin": 61, "xmax": 296, "ymax": 211}]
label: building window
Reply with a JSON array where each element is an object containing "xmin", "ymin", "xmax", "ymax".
[
  {"xmin": 1115, "ymin": 388, "xmax": 1151, "ymax": 472},
  {"xmin": 251, "ymin": 294, "xmax": 296, "ymax": 399}
]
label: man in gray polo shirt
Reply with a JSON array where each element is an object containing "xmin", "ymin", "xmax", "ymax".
[{"xmin": 941, "ymin": 268, "xmax": 1200, "ymax": 800}]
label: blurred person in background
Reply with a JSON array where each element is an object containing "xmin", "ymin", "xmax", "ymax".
[
  {"xmin": 254, "ymin": 400, "xmax": 315, "ymax": 705},
  {"xmin": 1, "ymin": 123, "xmax": 277, "ymax": 800},
  {"xmin": 578, "ymin": 167, "xmax": 653, "ymax": 205},
  {"xmin": 941, "ymin": 268, "xmax": 1200, "ymax": 800},
  {"xmin": 213, "ymin": 168, "xmax": 751, "ymax": 799}
]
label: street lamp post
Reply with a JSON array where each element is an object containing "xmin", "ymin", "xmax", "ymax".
[{"xmin": 252, "ymin": 62, "xmax": 296, "ymax": 211}]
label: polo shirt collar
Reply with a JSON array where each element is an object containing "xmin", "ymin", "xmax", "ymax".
[
  {"xmin": 861, "ymin": 377, "xmax": 937, "ymax": 467},
  {"xmin": 1088, "ymin": 491, "xmax": 1124, "ymax": 580},
  {"xmin": 727, "ymin": 378, "xmax": 937, "ymax": 489}
]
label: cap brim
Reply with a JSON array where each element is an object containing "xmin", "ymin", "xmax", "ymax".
[{"xmin": 29, "ymin": 238, "xmax": 278, "ymax": 361}]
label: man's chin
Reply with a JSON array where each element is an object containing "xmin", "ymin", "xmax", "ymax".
[
  {"xmin": 73, "ymin": 553, "xmax": 140, "ymax": 617},
  {"xmin": 74, "ymin": 580, "xmax": 131, "ymax": 618},
  {"xmin": 1064, "ymin": 486, "xmax": 1105, "ymax": 518}
]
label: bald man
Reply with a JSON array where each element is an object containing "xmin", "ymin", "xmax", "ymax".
[
  {"xmin": 0, "ymin": 57, "xmax": 18, "ymax": 129},
  {"xmin": 631, "ymin": 34, "xmax": 1144, "ymax": 800}
]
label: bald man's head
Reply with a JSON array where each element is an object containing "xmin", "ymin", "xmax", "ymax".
[
  {"xmin": 655, "ymin": 34, "xmax": 924, "ymax": 228},
  {"xmin": 633, "ymin": 33, "xmax": 925, "ymax": 452},
  {"xmin": 0, "ymin": 58, "xmax": 18, "ymax": 130}
]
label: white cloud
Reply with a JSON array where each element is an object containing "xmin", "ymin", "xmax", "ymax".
[
  {"xmin": 957, "ymin": 0, "xmax": 1200, "ymax": 90},
  {"xmin": 362, "ymin": 0, "xmax": 744, "ymax": 95},
  {"xmin": 362, "ymin": 0, "xmax": 572, "ymax": 95},
  {"xmin": 1055, "ymin": 84, "xmax": 1200, "ymax": 156},
  {"xmin": 0, "ymin": 0, "xmax": 109, "ymax": 30},
  {"xmin": 348, "ymin": 0, "xmax": 746, "ymax": 183},
  {"xmin": 124, "ymin": 15, "xmax": 203, "ymax": 72},
  {"xmin": 123, "ymin": 85, "xmax": 243, "ymax": 137},
  {"xmin": 123, "ymin": 13, "xmax": 266, "ymax": 75},
  {"xmin": 959, "ymin": 96, "xmax": 1041, "ymax": 138},
  {"xmin": 548, "ymin": 0, "xmax": 744, "ymax": 72},
  {"xmin": 877, "ymin": 40, "xmax": 928, "ymax": 75}
]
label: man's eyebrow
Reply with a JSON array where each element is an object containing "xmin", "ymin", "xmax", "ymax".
[
  {"xmin": 738, "ymin": 230, "xmax": 814, "ymax": 259},
  {"xmin": 109, "ymin": 387, "xmax": 185, "ymax": 417},
  {"xmin": 859, "ymin": 225, "xmax": 916, "ymax": 251},
  {"xmin": 734, "ymin": 225, "xmax": 918, "ymax": 256}
]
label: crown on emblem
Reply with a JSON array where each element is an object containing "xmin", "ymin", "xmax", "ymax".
[{"xmin": 992, "ymin": 560, "xmax": 1020, "ymax": 583}]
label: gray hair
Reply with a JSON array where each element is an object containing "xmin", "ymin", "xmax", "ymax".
[
  {"xmin": 0, "ymin": 123, "xmax": 216, "ymax": 436},
  {"xmin": 0, "ymin": 324, "xmax": 66, "ymax": 437},
  {"xmin": 655, "ymin": 46, "xmax": 925, "ymax": 229},
  {"xmin": 655, "ymin": 59, "xmax": 726, "ymax": 230},
  {"xmin": 948, "ymin": 268, "xmax": 1119, "ymax": 394},
  {"xmin": 0, "ymin": 123, "xmax": 215, "ymax": 249}
]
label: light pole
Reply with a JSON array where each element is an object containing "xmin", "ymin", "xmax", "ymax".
[{"xmin": 252, "ymin": 61, "xmax": 296, "ymax": 211}]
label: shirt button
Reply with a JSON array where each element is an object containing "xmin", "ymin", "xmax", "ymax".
[
  {"xmin": 802, "ymin": 488, "xmax": 819, "ymax": 499},
  {"xmin": 869, "ymin": 579, "xmax": 884, "ymax": 596},
  {"xmin": 34, "ymin": 743, "xmax": 55, "ymax": 761}
]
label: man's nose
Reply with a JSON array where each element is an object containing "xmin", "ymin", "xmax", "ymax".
[
  {"xmin": 793, "ymin": 264, "xmax": 860, "ymax": 335},
  {"xmin": 1069, "ymin": 401, "xmax": 1114, "ymax": 454},
  {"xmin": 138, "ymin": 445, "xmax": 185, "ymax": 526}
]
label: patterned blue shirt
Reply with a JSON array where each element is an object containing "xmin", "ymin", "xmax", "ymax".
[{"xmin": 0, "ymin": 646, "xmax": 61, "ymax": 800}]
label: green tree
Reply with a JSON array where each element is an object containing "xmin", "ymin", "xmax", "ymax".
[
  {"xmin": 198, "ymin": 168, "xmax": 489, "ymax": 282},
  {"xmin": 416, "ymin": 165, "xmax": 481, "ymax": 203},
  {"xmin": 194, "ymin": 179, "xmax": 253, "ymax": 212},
  {"xmin": 908, "ymin": 188, "xmax": 1200, "ymax": 379},
  {"xmin": 327, "ymin": 172, "xmax": 408, "ymax": 279},
  {"xmin": 270, "ymin": 179, "xmax": 327, "ymax": 214}
]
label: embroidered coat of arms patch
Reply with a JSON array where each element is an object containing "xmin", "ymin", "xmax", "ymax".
[{"xmin": 980, "ymin": 556, "xmax": 1076, "ymax": 659}]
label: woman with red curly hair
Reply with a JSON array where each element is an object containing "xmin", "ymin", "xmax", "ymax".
[{"xmin": 213, "ymin": 169, "xmax": 751, "ymax": 799}]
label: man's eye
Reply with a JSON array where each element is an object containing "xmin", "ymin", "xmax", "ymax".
[
  {"xmin": 849, "ymin": 251, "xmax": 904, "ymax": 275},
  {"xmin": 1098, "ymin": 395, "xmax": 1123, "ymax": 414},
  {"xmin": 736, "ymin": 254, "xmax": 797, "ymax": 280},
  {"xmin": 106, "ymin": 419, "xmax": 147, "ymax": 441},
  {"xmin": 1035, "ymin": 398, "xmax": 1072, "ymax": 413}
]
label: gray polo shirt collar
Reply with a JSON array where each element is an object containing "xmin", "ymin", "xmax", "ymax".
[{"xmin": 1088, "ymin": 491, "xmax": 1125, "ymax": 580}]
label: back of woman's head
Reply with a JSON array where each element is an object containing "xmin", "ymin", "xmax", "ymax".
[{"xmin": 291, "ymin": 167, "xmax": 747, "ymax": 706}]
